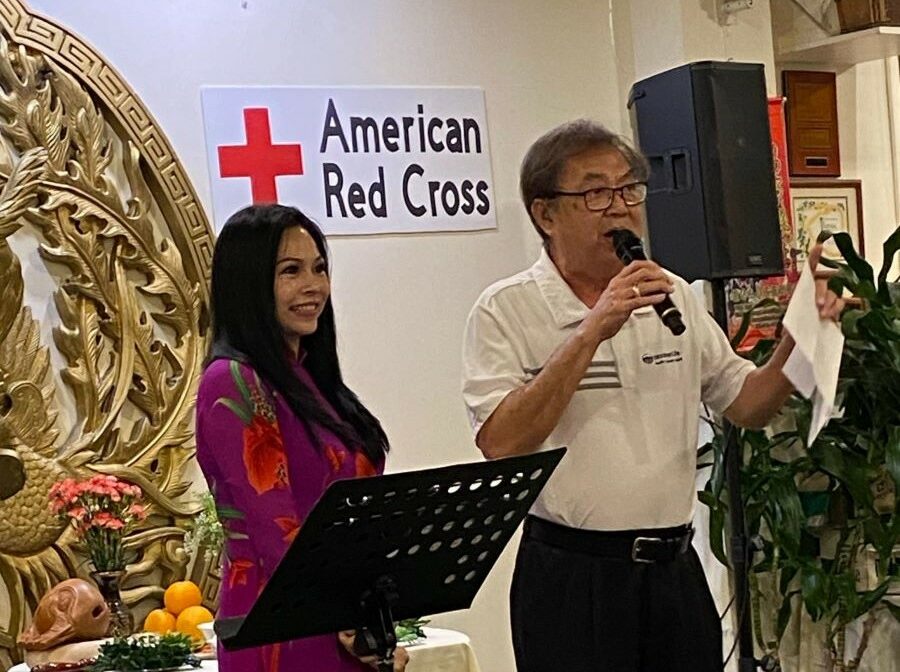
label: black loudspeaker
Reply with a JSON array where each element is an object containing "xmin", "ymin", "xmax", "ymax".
[{"xmin": 628, "ymin": 61, "xmax": 784, "ymax": 282}]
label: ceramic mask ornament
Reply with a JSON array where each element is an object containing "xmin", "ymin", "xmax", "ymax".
[{"xmin": 17, "ymin": 579, "xmax": 110, "ymax": 651}]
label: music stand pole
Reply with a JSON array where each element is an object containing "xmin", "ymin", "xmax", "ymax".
[
  {"xmin": 354, "ymin": 575, "xmax": 399, "ymax": 671},
  {"xmin": 711, "ymin": 278, "xmax": 758, "ymax": 672}
]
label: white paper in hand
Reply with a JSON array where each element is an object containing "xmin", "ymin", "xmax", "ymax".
[{"xmin": 782, "ymin": 261, "xmax": 844, "ymax": 444}]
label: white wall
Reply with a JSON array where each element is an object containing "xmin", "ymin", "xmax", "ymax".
[
  {"xmin": 831, "ymin": 59, "xmax": 900, "ymax": 277},
  {"xmin": 772, "ymin": 0, "xmax": 900, "ymax": 275},
  {"xmin": 23, "ymin": 2, "xmax": 624, "ymax": 670},
  {"xmin": 618, "ymin": 0, "xmax": 776, "ymax": 93}
]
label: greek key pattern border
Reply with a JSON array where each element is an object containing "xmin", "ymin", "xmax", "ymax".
[{"xmin": 0, "ymin": 0, "xmax": 214, "ymax": 285}]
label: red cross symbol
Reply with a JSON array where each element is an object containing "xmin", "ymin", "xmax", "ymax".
[{"xmin": 217, "ymin": 108, "xmax": 304, "ymax": 203}]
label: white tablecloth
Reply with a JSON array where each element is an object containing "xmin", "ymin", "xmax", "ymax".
[
  {"xmin": 7, "ymin": 627, "xmax": 481, "ymax": 672},
  {"xmin": 406, "ymin": 627, "xmax": 481, "ymax": 672}
]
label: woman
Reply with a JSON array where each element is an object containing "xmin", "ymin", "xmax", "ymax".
[{"xmin": 196, "ymin": 204, "xmax": 408, "ymax": 672}]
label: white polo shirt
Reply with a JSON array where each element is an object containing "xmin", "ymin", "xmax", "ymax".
[{"xmin": 462, "ymin": 248, "xmax": 755, "ymax": 531}]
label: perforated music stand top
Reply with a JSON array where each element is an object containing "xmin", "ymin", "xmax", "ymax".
[{"xmin": 216, "ymin": 447, "xmax": 566, "ymax": 650}]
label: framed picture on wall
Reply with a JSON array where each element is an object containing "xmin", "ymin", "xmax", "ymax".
[{"xmin": 789, "ymin": 179, "xmax": 864, "ymax": 260}]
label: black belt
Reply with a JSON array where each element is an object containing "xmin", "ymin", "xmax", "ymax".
[{"xmin": 523, "ymin": 515, "xmax": 694, "ymax": 563}]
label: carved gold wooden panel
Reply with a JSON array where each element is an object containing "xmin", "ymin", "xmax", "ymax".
[{"xmin": 0, "ymin": 1, "xmax": 213, "ymax": 666}]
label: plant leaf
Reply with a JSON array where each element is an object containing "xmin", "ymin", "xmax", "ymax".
[
  {"xmin": 698, "ymin": 489, "xmax": 728, "ymax": 566},
  {"xmin": 730, "ymin": 298, "xmax": 781, "ymax": 350},
  {"xmin": 834, "ymin": 232, "xmax": 874, "ymax": 286},
  {"xmin": 886, "ymin": 426, "xmax": 900, "ymax": 504},
  {"xmin": 776, "ymin": 590, "xmax": 798, "ymax": 640},
  {"xmin": 877, "ymin": 224, "xmax": 900, "ymax": 296}
]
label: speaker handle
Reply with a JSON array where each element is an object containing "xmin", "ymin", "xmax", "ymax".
[
  {"xmin": 626, "ymin": 87, "xmax": 645, "ymax": 109},
  {"xmin": 647, "ymin": 149, "xmax": 692, "ymax": 195}
]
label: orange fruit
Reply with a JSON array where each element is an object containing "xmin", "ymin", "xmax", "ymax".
[
  {"xmin": 143, "ymin": 608, "xmax": 176, "ymax": 634},
  {"xmin": 163, "ymin": 580, "xmax": 202, "ymax": 616},
  {"xmin": 175, "ymin": 604, "xmax": 214, "ymax": 643}
]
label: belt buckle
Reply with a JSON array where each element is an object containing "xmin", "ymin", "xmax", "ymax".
[{"xmin": 631, "ymin": 536, "xmax": 662, "ymax": 563}]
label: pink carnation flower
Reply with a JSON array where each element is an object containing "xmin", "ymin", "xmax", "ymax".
[
  {"xmin": 127, "ymin": 503, "xmax": 147, "ymax": 520},
  {"xmin": 66, "ymin": 506, "xmax": 88, "ymax": 521},
  {"xmin": 93, "ymin": 512, "xmax": 126, "ymax": 530}
]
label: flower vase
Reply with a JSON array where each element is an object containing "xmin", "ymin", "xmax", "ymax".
[{"xmin": 91, "ymin": 570, "xmax": 134, "ymax": 638}]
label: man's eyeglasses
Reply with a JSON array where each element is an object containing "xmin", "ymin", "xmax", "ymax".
[{"xmin": 545, "ymin": 182, "xmax": 648, "ymax": 212}]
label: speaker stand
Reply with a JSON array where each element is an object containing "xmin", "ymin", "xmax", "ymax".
[{"xmin": 711, "ymin": 279, "xmax": 760, "ymax": 672}]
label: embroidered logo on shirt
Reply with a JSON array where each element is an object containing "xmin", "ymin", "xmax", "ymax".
[{"xmin": 641, "ymin": 350, "xmax": 683, "ymax": 365}]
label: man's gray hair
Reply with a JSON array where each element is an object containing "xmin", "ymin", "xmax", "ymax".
[{"xmin": 519, "ymin": 119, "xmax": 650, "ymax": 242}]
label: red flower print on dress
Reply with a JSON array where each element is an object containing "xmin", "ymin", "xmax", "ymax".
[
  {"xmin": 355, "ymin": 452, "xmax": 377, "ymax": 477},
  {"xmin": 228, "ymin": 558, "xmax": 254, "ymax": 589},
  {"xmin": 216, "ymin": 361, "xmax": 290, "ymax": 494},
  {"xmin": 325, "ymin": 444, "xmax": 345, "ymax": 473},
  {"xmin": 265, "ymin": 642, "xmax": 282, "ymax": 672},
  {"xmin": 273, "ymin": 516, "xmax": 302, "ymax": 544},
  {"xmin": 243, "ymin": 416, "xmax": 289, "ymax": 495}
]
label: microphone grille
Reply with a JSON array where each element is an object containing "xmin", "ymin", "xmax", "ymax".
[{"xmin": 610, "ymin": 229, "xmax": 643, "ymax": 262}]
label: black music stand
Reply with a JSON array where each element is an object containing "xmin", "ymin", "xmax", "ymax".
[{"xmin": 216, "ymin": 447, "xmax": 566, "ymax": 671}]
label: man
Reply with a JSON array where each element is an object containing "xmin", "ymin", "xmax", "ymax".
[{"xmin": 461, "ymin": 120, "xmax": 842, "ymax": 672}]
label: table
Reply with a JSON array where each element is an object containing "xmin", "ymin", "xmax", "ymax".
[
  {"xmin": 6, "ymin": 665, "xmax": 220, "ymax": 672},
  {"xmin": 7, "ymin": 627, "xmax": 481, "ymax": 672},
  {"xmin": 406, "ymin": 627, "xmax": 482, "ymax": 672}
]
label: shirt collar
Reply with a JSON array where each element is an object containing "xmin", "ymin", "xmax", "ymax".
[
  {"xmin": 532, "ymin": 247, "xmax": 592, "ymax": 329},
  {"xmin": 531, "ymin": 247, "xmax": 656, "ymax": 329}
]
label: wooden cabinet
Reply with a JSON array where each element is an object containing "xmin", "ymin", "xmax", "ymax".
[
  {"xmin": 783, "ymin": 70, "xmax": 841, "ymax": 177},
  {"xmin": 837, "ymin": 0, "xmax": 900, "ymax": 33}
]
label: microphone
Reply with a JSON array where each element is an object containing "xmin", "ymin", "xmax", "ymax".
[{"xmin": 609, "ymin": 229, "xmax": 686, "ymax": 336}]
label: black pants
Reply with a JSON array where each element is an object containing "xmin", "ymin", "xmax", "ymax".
[{"xmin": 511, "ymin": 517, "xmax": 723, "ymax": 672}]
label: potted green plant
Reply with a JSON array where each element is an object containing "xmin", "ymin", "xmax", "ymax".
[{"xmin": 700, "ymin": 229, "xmax": 900, "ymax": 671}]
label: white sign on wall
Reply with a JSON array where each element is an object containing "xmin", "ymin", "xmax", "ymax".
[{"xmin": 200, "ymin": 86, "xmax": 496, "ymax": 235}]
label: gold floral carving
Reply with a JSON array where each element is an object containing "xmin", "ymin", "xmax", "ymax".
[{"xmin": 0, "ymin": 1, "xmax": 213, "ymax": 665}]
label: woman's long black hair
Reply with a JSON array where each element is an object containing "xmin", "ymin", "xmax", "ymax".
[{"xmin": 207, "ymin": 204, "xmax": 389, "ymax": 463}]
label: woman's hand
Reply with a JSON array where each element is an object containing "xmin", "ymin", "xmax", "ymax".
[
  {"xmin": 388, "ymin": 646, "xmax": 409, "ymax": 671},
  {"xmin": 338, "ymin": 630, "xmax": 410, "ymax": 671}
]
